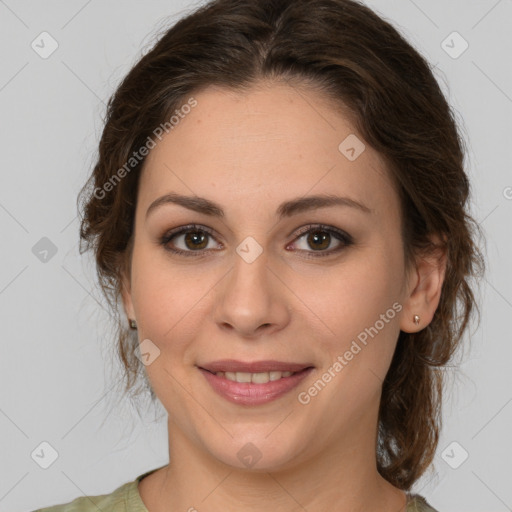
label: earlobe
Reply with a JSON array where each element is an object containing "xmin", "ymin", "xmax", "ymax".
[{"xmin": 400, "ymin": 236, "xmax": 447, "ymax": 333}]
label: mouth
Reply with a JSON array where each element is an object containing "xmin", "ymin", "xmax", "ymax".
[
  {"xmin": 198, "ymin": 359, "xmax": 314, "ymax": 383},
  {"xmin": 197, "ymin": 360, "xmax": 314, "ymax": 405},
  {"xmin": 206, "ymin": 369, "xmax": 301, "ymax": 383}
]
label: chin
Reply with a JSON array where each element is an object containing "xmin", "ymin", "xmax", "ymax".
[{"xmin": 203, "ymin": 433, "xmax": 308, "ymax": 472}]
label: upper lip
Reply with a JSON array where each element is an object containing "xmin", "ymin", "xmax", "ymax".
[{"xmin": 198, "ymin": 360, "xmax": 314, "ymax": 373}]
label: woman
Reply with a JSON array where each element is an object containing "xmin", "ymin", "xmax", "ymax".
[{"xmin": 35, "ymin": 0, "xmax": 484, "ymax": 510}]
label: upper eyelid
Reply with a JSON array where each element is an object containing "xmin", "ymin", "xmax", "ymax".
[{"xmin": 163, "ymin": 223, "xmax": 351, "ymax": 249}]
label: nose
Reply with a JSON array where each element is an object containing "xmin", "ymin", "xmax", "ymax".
[{"xmin": 213, "ymin": 248, "xmax": 291, "ymax": 339}]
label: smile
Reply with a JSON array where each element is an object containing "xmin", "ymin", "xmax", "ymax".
[
  {"xmin": 198, "ymin": 362, "xmax": 314, "ymax": 406},
  {"xmin": 213, "ymin": 370, "xmax": 295, "ymax": 383}
]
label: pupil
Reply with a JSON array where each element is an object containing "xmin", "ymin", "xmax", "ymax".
[
  {"xmin": 308, "ymin": 231, "xmax": 329, "ymax": 250},
  {"xmin": 182, "ymin": 230, "xmax": 331, "ymax": 251},
  {"xmin": 185, "ymin": 231, "xmax": 207, "ymax": 250}
]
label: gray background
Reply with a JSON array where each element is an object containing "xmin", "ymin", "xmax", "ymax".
[{"xmin": 1, "ymin": 1, "xmax": 511, "ymax": 511}]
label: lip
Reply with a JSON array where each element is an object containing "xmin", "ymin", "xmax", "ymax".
[
  {"xmin": 199, "ymin": 359, "xmax": 313, "ymax": 373},
  {"xmin": 198, "ymin": 364, "xmax": 314, "ymax": 406}
]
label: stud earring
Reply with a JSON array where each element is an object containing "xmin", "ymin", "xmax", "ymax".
[
  {"xmin": 129, "ymin": 319, "xmax": 137, "ymax": 330},
  {"xmin": 413, "ymin": 314, "xmax": 420, "ymax": 325}
]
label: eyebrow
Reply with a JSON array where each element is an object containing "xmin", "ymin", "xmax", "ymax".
[{"xmin": 145, "ymin": 192, "xmax": 373, "ymax": 220}]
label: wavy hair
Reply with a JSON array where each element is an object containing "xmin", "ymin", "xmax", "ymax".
[{"xmin": 78, "ymin": 0, "xmax": 485, "ymax": 490}]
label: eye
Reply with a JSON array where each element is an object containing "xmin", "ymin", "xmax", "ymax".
[
  {"xmin": 287, "ymin": 224, "xmax": 353, "ymax": 258},
  {"xmin": 160, "ymin": 223, "xmax": 353, "ymax": 258},
  {"xmin": 160, "ymin": 224, "xmax": 221, "ymax": 256}
]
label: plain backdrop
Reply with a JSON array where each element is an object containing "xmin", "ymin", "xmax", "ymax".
[{"xmin": 0, "ymin": 1, "xmax": 511, "ymax": 511}]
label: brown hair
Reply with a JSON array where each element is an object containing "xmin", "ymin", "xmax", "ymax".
[{"xmin": 78, "ymin": 0, "xmax": 485, "ymax": 491}]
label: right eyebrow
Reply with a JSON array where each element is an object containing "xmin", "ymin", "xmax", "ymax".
[{"xmin": 145, "ymin": 192, "xmax": 374, "ymax": 220}]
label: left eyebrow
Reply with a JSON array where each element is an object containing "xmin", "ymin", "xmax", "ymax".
[
  {"xmin": 276, "ymin": 194, "xmax": 374, "ymax": 217},
  {"xmin": 145, "ymin": 192, "xmax": 374, "ymax": 220}
]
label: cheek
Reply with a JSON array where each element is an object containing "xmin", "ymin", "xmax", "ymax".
[
  {"xmin": 300, "ymin": 256, "xmax": 403, "ymax": 421},
  {"xmin": 130, "ymin": 247, "xmax": 215, "ymax": 357},
  {"xmin": 303, "ymin": 252, "xmax": 403, "ymax": 338},
  {"xmin": 296, "ymin": 246, "xmax": 404, "ymax": 397}
]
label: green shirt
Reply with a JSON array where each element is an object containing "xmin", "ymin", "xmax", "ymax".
[{"xmin": 33, "ymin": 467, "xmax": 439, "ymax": 511}]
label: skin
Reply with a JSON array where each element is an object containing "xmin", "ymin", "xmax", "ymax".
[{"xmin": 120, "ymin": 80, "xmax": 447, "ymax": 512}]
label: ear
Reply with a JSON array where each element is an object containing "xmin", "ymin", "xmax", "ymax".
[
  {"xmin": 119, "ymin": 253, "xmax": 136, "ymax": 322},
  {"xmin": 399, "ymin": 234, "xmax": 448, "ymax": 333}
]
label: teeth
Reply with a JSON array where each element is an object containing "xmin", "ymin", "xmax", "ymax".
[{"xmin": 215, "ymin": 370, "xmax": 294, "ymax": 383}]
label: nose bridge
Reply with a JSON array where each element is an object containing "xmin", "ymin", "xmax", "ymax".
[
  {"xmin": 233, "ymin": 238, "xmax": 271, "ymax": 292},
  {"xmin": 213, "ymin": 239, "xmax": 289, "ymax": 336}
]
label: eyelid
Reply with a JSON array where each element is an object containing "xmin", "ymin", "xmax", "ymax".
[
  {"xmin": 160, "ymin": 223, "xmax": 353, "ymax": 257},
  {"xmin": 160, "ymin": 223, "xmax": 222, "ymax": 252},
  {"xmin": 163, "ymin": 223, "xmax": 217, "ymax": 239},
  {"xmin": 287, "ymin": 224, "xmax": 353, "ymax": 256}
]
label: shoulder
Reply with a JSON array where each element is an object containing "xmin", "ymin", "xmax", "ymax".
[
  {"xmin": 32, "ymin": 482, "xmax": 132, "ymax": 512},
  {"xmin": 406, "ymin": 493, "xmax": 440, "ymax": 512},
  {"xmin": 31, "ymin": 469, "xmax": 157, "ymax": 512}
]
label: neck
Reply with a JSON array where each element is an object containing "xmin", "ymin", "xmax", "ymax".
[{"xmin": 139, "ymin": 408, "xmax": 408, "ymax": 512}]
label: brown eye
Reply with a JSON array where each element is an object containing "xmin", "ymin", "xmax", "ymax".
[
  {"xmin": 160, "ymin": 224, "xmax": 221, "ymax": 256},
  {"xmin": 183, "ymin": 230, "xmax": 209, "ymax": 250},
  {"xmin": 306, "ymin": 230, "xmax": 331, "ymax": 251},
  {"xmin": 289, "ymin": 224, "xmax": 353, "ymax": 258},
  {"xmin": 160, "ymin": 223, "xmax": 352, "ymax": 259}
]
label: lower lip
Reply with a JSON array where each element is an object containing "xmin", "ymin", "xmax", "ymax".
[{"xmin": 199, "ymin": 367, "xmax": 314, "ymax": 406}]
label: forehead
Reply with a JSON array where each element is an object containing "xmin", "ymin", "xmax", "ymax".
[{"xmin": 138, "ymin": 82, "xmax": 399, "ymax": 221}]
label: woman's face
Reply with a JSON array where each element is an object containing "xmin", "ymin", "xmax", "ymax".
[{"xmin": 121, "ymin": 81, "xmax": 433, "ymax": 471}]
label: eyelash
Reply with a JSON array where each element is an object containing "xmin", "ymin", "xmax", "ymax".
[{"xmin": 159, "ymin": 223, "xmax": 354, "ymax": 259}]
